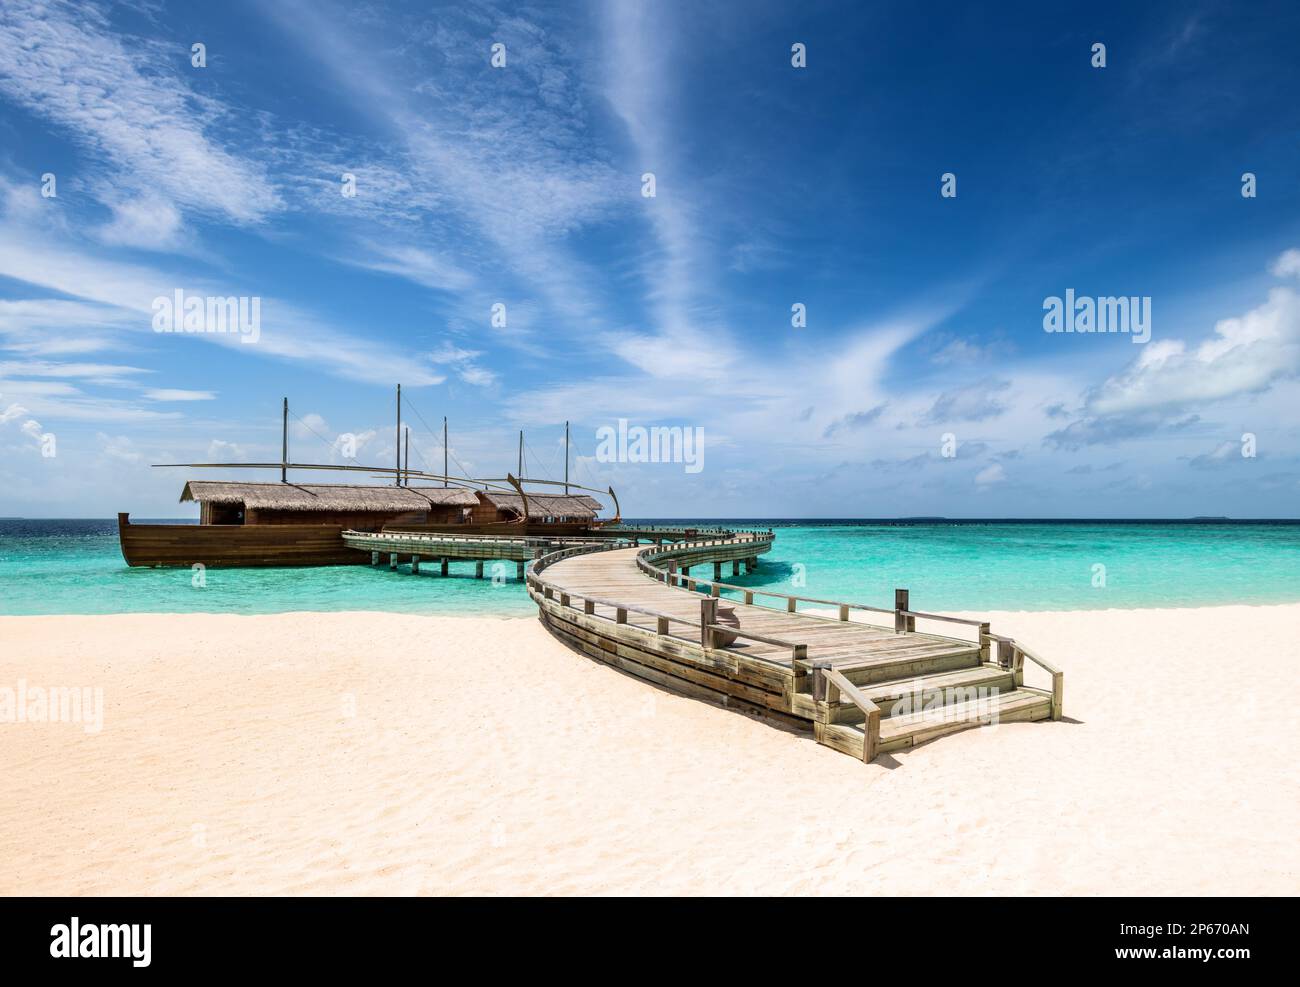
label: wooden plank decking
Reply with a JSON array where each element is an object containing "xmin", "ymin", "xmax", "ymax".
[{"xmin": 526, "ymin": 530, "xmax": 1064, "ymax": 764}]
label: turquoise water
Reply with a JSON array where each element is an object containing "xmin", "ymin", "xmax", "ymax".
[{"xmin": 2, "ymin": 519, "xmax": 1300, "ymax": 616}]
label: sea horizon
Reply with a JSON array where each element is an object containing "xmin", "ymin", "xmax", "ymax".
[
  {"xmin": 6, "ymin": 517, "xmax": 1300, "ymax": 617},
  {"xmin": 7, "ymin": 515, "xmax": 1300, "ymax": 524}
]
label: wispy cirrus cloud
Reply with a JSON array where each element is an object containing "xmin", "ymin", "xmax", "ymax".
[
  {"xmin": 0, "ymin": 175, "xmax": 447, "ymax": 389},
  {"xmin": 258, "ymin": 0, "xmax": 625, "ymax": 338},
  {"xmin": 599, "ymin": 0, "xmax": 732, "ymax": 368},
  {"xmin": 0, "ymin": 0, "xmax": 281, "ymax": 232}
]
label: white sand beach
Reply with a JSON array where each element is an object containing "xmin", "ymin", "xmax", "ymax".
[{"xmin": 1, "ymin": 605, "xmax": 1297, "ymax": 896}]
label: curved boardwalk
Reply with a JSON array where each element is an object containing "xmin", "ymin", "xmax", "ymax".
[{"xmin": 528, "ymin": 530, "xmax": 1064, "ymax": 764}]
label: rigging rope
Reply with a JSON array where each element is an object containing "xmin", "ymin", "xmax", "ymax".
[
  {"xmin": 401, "ymin": 394, "xmax": 476, "ymax": 481},
  {"xmin": 290, "ymin": 409, "xmax": 362, "ymax": 467}
]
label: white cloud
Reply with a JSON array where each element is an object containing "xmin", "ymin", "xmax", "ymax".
[
  {"xmin": 259, "ymin": 0, "xmax": 622, "ymax": 334},
  {"xmin": 1, "ymin": 401, "xmax": 30, "ymax": 424},
  {"xmin": 0, "ymin": 360, "xmax": 150, "ymax": 384},
  {"xmin": 1088, "ymin": 286, "xmax": 1300, "ymax": 416},
  {"xmin": 289, "ymin": 412, "xmax": 331, "ymax": 441},
  {"xmin": 1270, "ymin": 248, "xmax": 1300, "ymax": 279},
  {"xmin": 97, "ymin": 432, "xmax": 142, "ymax": 463},
  {"xmin": 457, "ymin": 364, "xmax": 497, "ymax": 387},
  {"xmin": 206, "ymin": 439, "xmax": 249, "ymax": 461},
  {"xmin": 143, "ymin": 389, "xmax": 215, "ymax": 401},
  {"xmin": 921, "ymin": 379, "xmax": 1009, "ymax": 425},
  {"xmin": 0, "ymin": 178, "xmax": 447, "ymax": 388},
  {"xmin": 430, "ymin": 342, "xmax": 496, "ymax": 388},
  {"xmin": 974, "ymin": 463, "xmax": 1006, "ymax": 485},
  {"xmin": 0, "ymin": 0, "xmax": 280, "ymax": 225},
  {"xmin": 347, "ymin": 242, "xmax": 476, "ymax": 294},
  {"xmin": 97, "ymin": 195, "xmax": 184, "ymax": 250}
]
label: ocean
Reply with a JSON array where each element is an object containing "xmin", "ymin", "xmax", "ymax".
[{"xmin": 2, "ymin": 518, "xmax": 1299, "ymax": 616}]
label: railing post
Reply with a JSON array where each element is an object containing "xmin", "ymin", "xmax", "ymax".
[
  {"xmin": 894, "ymin": 588, "xmax": 909, "ymax": 632},
  {"xmin": 862, "ymin": 709, "xmax": 880, "ymax": 763},
  {"xmin": 997, "ymin": 638, "xmax": 1014, "ymax": 670},
  {"xmin": 616, "ymin": 607, "xmax": 627, "ymax": 625},
  {"xmin": 584, "ymin": 599, "xmax": 595, "ymax": 615},
  {"xmin": 700, "ymin": 597, "xmax": 717, "ymax": 649},
  {"xmin": 667, "ymin": 559, "xmax": 678, "ymax": 586},
  {"xmin": 786, "ymin": 596, "xmax": 797, "ymax": 613},
  {"xmin": 656, "ymin": 616, "xmax": 669, "ymax": 635},
  {"xmin": 979, "ymin": 622, "xmax": 991, "ymax": 662},
  {"xmin": 812, "ymin": 663, "xmax": 829, "ymax": 703},
  {"xmin": 838, "ymin": 604, "xmax": 849, "ymax": 621},
  {"xmin": 791, "ymin": 643, "xmax": 807, "ymax": 668}
]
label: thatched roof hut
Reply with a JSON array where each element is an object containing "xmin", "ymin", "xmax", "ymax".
[
  {"xmin": 481, "ymin": 492, "xmax": 603, "ymax": 518},
  {"xmin": 181, "ymin": 481, "xmax": 478, "ymax": 512}
]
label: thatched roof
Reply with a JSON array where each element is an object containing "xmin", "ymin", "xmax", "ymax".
[
  {"xmin": 181, "ymin": 481, "xmax": 479, "ymax": 512},
  {"xmin": 482, "ymin": 492, "xmax": 603, "ymax": 518}
]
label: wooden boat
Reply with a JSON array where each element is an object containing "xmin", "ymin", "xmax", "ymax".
[{"xmin": 118, "ymin": 391, "xmax": 620, "ymax": 568}]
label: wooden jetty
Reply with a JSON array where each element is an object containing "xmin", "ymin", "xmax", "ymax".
[
  {"xmin": 525, "ymin": 530, "xmax": 1064, "ymax": 764},
  {"xmin": 341, "ymin": 525, "xmax": 752, "ymax": 581}
]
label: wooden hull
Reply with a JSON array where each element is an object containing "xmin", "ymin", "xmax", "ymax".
[{"xmin": 118, "ymin": 514, "xmax": 368, "ymax": 568}]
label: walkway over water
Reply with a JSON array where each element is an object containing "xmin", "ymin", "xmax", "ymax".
[
  {"xmin": 526, "ymin": 530, "xmax": 1063, "ymax": 763},
  {"xmin": 342, "ymin": 525, "xmax": 752, "ymax": 578}
]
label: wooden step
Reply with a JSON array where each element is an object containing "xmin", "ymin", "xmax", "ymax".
[
  {"xmin": 829, "ymin": 665, "xmax": 1017, "ymax": 724},
  {"xmin": 832, "ymin": 645, "xmax": 983, "ymax": 686},
  {"xmin": 815, "ymin": 688, "xmax": 1052, "ymax": 759}
]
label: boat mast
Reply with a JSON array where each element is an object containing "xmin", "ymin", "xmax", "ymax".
[
  {"xmin": 403, "ymin": 426, "xmax": 410, "ymax": 487},
  {"xmin": 518, "ymin": 430, "xmax": 523, "ymax": 476},
  {"xmin": 395, "ymin": 383, "xmax": 401, "ymax": 487},
  {"xmin": 443, "ymin": 417, "xmax": 448, "ymax": 488},
  {"xmin": 564, "ymin": 420, "xmax": 569, "ymax": 494},
  {"xmin": 281, "ymin": 397, "xmax": 288, "ymax": 483}
]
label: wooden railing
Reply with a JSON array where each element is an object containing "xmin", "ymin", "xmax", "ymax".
[
  {"xmin": 527, "ymin": 531, "xmax": 804, "ymax": 663},
  {"xmin": 1009, "ymin": 641, "xmax": 1064, "ymax": 720},
  {"xmin": 528, "ymin": 529, "xmax": 1063, "ymax": 723},
  {"xmin": 820, "ymin": 666, "xmax": 881, "ymax": 762},
  {"xmin": 344, "ymin": 529, "xmax": 625, "ymax": 549}
]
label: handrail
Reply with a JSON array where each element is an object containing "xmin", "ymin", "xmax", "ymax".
[
  {"xmin": 1012, "ymin": 641, "xmax": 1064, "ymax": 720},
  {"xmin": 345, "ymin": 529, "xmax": 618, "ymax": 548},
  {"xmin": 821, "ymin": 667, "xmax": 881, "ymax": 762},
  {"xmin": 527, "ymin": 530, "xmax": 798, "ymax": 660},
  {"xmin": 898, "ymin": 609, "xmax": 986, "ymax": 628},
  {"xmin": 705, "ymin": 623, "xmax": 806, "ymax": 663}
]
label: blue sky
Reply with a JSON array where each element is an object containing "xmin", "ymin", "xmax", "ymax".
[{"xmin": 2, "ymin": 0, "xmax": 1299, "ymax": 518}]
